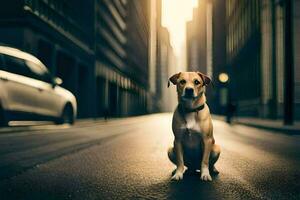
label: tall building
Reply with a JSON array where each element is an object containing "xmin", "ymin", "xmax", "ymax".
[
  {"xmin": 186, "ymin": 8, "xmax": 200, "ymax": 72},
  {"xmin": 157, "ymin": 27, "xmax": 177, "ymax": 112},
  {"xmin": 226, "ymin": 0, "xmax": 300, "ymax": 120},
  {"xmin": 186, "ymin": 0, "xmax": 210, "ymax": 74},
  {"xmin": 95, "ymin": 0, "xmax": 150, "ymax": 117},
  {"xmin": 226, "ymin": 0, "xmax": 262, "ymax": 117},
  {"xmin": 126, "ymin": 0, "xmax": 149, "ymax": 114},
  {"xmin": 148, "ymin": 0, "xmax": 159, "ymax": 112},
  {"xmin": 294, "ymin": 0, "xmax": 300, "ymax": 120},
  {"xmin": 148, "ymin": 0, "xmax": 175, "ymax": 112}
]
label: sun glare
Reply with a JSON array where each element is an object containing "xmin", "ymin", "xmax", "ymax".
[{"xmin": 162, "ymin": 0, "xmax": 198, "ymax": 56}]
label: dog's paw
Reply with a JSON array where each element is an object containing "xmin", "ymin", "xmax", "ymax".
[
  {"xmin": 171, "ymin": 167, "xmax": 187, "ymax": 181},
  {"xmin": 171, "ymin": 171, "xmax": 184, "ymax": 181},
  {"xmin": 200, "ymin": 168, "xmax": 212, "ymax": 181}
]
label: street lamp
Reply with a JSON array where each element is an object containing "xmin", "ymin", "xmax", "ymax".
[
  {"xmin": 218, "ymin": 73, "xmax": 229, "ymax": 83},
  {"xmin": 218, "ymin": 72, "xmax": 229, "ymax": 112},
  {"xmin": 218, "ymin": 72, "xmax": 235, "ymax": 123}
]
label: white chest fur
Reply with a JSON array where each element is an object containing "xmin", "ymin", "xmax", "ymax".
[{"xmin": 184, "ymin": 112, "xmax": 201, "ymax": 132}]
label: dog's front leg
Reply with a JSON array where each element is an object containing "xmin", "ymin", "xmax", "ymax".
[
  {"xmin": 200, "ymin": 137, "xmax": 213, "ymax": 181},
  {"xmin": 171, "ymin": 140, "xmax": 185, "ymax": 181}
]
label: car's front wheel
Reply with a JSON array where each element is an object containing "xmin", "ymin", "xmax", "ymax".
[{"xmin": 56, "ymin": 105, "xmax": 74, "ymax": 125}]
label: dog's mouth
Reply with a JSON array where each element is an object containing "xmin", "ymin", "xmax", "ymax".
[
  {"xmin": 181, "ymin": 94, "xmax": 196, "ymax": 100},
  {"xmin": 181, "ymin": 91, "xmax": 204, "ymax": 101}
]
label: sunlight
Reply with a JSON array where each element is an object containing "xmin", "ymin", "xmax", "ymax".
[{"xmin": 162, "ymin": 0, "xmax": 198, "ymax": 56}]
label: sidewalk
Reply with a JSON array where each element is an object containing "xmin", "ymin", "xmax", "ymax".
[{"xmin": 212, "ymin": 115, "xmax": 300, "ymax": 134}]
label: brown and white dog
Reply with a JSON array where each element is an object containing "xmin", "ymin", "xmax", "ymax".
[{"xmin": 167, "ymin": 71, "xmax": 220, "ymax": 181}]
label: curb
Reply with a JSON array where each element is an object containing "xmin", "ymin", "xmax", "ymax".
[
  {"xmin": 212, "ymin": 115, "xmax": 300, "ymax": 135},
  {"xmin": 235, "ymin": 121, "xmax": 300, "ymax": 135}
]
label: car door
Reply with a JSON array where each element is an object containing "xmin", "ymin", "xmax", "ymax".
[
  {"xmin": 2, "ymin": 54, "xmax": 40, "ymax": 119},
  {"xmin": 0, "ymin": 54, "xmax": 9, "ymax": 109},
  {"xmin": 24, "ymin": 59, "xmax": 63, "ymax": 118}
]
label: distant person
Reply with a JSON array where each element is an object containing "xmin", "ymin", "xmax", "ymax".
[
  {"xmin": 226, "ymin": 101, "xmax": 236, "ymax": 124},
  {"xmin": 104, "ymin": 107, "xmax": 109, "ymax": 121}
]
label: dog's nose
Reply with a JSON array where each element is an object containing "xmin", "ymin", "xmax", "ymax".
[{"xmin": 185, "ymin": 87, "xmax": 194, "ymax": 96}]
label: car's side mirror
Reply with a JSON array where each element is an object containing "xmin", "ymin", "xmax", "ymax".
[{"xmin": 52, "ymin": 77, "xmax": 63, "ymax": 87}]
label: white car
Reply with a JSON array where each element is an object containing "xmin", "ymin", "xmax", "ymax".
[{"xmin": 0, "ymin": 46, "xmax": 77, "ymax": 126}]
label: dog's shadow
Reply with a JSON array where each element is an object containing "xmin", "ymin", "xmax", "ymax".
[
  {"xmin": 130, "ymin": 171, "xmax": 221, "ymax": 200},
  {"xmin": 166, "ymin": 169, "xmax": 220, "ymax": 199},
  {"xmin": 131, "ymin": 169, "xmax": 221, "ymax": 199}
]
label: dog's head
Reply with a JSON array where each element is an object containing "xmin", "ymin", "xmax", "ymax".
[{"xmin": 168, "ymin": 71, "xmax": 211, "ymax": 103}]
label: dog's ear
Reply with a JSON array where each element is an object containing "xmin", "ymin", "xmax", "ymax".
[
  {"xmin": 197, "ymin": 72, "xmax": 211, "ymax": 86},
  {"xmin": 168, "ymin": 73, "xmax": 180, "ymax": 88},
  {"xmin": 168, "ymin": 72, "xmax": 181, "ymax": 88}
]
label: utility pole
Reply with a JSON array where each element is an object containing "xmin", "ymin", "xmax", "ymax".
[{"xmin": 283, "ymin": 0, "xmax": 294, "ymax": 125}]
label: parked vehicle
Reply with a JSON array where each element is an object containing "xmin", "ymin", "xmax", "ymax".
[{"xmin": 0, "ymin": 46, "xmax": 77, "ymax": 126}]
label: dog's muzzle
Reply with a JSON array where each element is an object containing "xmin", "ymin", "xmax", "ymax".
[{"xmin": 183, "ymin": 87, "xmax": 195, "ymax": 98}]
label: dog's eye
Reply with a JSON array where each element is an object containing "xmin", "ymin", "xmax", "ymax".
[
  {"xmin": 179, "ymin": 80, "xmax": 186, "ymax": 85},
  {"xmin": 194, "ymin": 80, "xmax": 200, "ymax": 85}
]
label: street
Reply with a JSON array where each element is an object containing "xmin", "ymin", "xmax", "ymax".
[{"xmin": 0, "ymin": 113, "xmax": 300, "ymax": 200}]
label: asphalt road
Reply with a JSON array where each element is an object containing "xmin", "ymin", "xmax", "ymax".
[{"xmin": 0, "ymin": 113, "xmax": 300, "ymax": 200}]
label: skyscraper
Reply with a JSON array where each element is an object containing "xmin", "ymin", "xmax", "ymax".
[{"xmin": 226, "ymin": 0, "xmax": 300, "ymax": 120}]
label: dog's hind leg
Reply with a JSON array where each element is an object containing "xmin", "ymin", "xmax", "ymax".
[
  {"xmin": 168, "ymin": 147, "xmax": 178, "ymax": 176},
  {"xmin": 167, "ymin": 147, "xmax": 176, "ymax": 165},
  {"xmin": 209, "ymin": 144, "xmax": 221, "ymax": 175}
]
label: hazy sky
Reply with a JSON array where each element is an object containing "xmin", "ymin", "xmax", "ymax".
[{"xmin": 162, "ymin": 0, "xmax": 198, "ymax": 55}]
